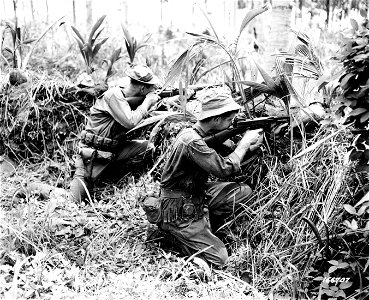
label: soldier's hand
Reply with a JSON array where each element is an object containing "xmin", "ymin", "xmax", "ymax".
[
  {"xmin": 249, "ymin": 133, "xmax": 264, "ymax": 152},
  {"xmin": 144, "ymin": 91, "xmax": 160, "ymax": 107},
  {"xmin": 239, "ymin": 129, "xmax": 263, "ymax": 149}
]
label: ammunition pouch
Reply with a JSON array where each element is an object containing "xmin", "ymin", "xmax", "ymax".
[
  {"xmin": 80, "ymin": 130, "xmax": 120, "ymax": 152},
  {"xmin": 142, "ymin": 189, "xmax": 206, "ymax": 225},
  {"xmin": 142, "ymin": 196, "xmax": 162, "ymax": 224},
  {"xmin": 79, "ymin": 146, "xmax": 114, "ymax": 180},
  {"xmin": 160, "ymin": 189, "xmax": 206, "ymax": 225}
]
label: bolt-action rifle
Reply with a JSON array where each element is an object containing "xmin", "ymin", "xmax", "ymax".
[
  {"xmin": 125, "ymin": 84, "xmax": 221, "ymax": 109},
  {"xmin": 204, "ymin": 115, "xmax": 290, "ymax": 149}
]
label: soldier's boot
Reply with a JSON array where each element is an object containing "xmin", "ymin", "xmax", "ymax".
[{"xmin": 68, "ymin": 176, "xmax": 93, "ymax": 203}]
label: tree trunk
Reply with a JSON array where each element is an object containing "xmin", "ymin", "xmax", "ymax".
[
  {"xmin": 263, "ymin": 0, "xmax": 294, "ymax": 75},
  {"xmin": 72, "ymin": 0, "xmax": 76, "ymax": 25},
  {"xmin": 45, "ymin": 0, "xmax": 49, "ymax": 23},
  {"xmin": 86, "ymin": 0, "xmax": 93, "ymax": 27},
  {"xmin": 326, "ymin": 0, "xmax": 330, "ymax": 28},
  {"xmin": 30, "ymin": 0, "xmax": 35, "ymax": 21},
  {"xmin": 299, "ymin": 0, "xmax": 303, "ymax": 18}
]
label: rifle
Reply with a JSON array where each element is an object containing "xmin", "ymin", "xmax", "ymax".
[
  {"xmin": 126, "ymin": 84, "xmax": 220, "ymax": 109},
  {"xmin": 204, "ymin": 115, "xmax": 290, "ymax": 149}
]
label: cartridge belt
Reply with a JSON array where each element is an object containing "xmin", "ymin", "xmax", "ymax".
[{"xmin": 80, "ymin": 130, "xmax": 119, "ymax": 152}]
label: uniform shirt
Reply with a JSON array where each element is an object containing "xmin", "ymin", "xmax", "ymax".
[
  {"xmin": 160, "ymin": 125, "xmax": 241, "ymax": 195},
  {"xmin": 84, "ymin": 86, "xmax": 147, "ymax": 140}
]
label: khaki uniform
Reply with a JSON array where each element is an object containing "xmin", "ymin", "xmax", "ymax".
[
  {"xmin": 159, "ymin": 125, "xmax": 252, "ymax": 266},
  {"xmin": 69, "ymin": 87, "xmax": 153, "ymax": 202}
]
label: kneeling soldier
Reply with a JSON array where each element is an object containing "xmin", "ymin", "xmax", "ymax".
[
  {"xmin": 147, "ymin": 87, "xmax": 263, "ymax": 267},
  {"xmin": 69, "ymin": 65, "xmax": 160, "ymax": 203}
]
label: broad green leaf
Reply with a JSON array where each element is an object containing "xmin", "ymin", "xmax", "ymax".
[
  {"xmin": 350, "ymin": 19, "xmax": 359, "ymax": 31},
  {"xmin": 354, "ymin": 191, "xmax": 369, "ymax": 207},
  {"xmin": 343, "ymin": 220, "xmax": 351, "ymax": 228},
  {"xmin": 337, "ymin": 262, "xmax": 349, "ymax": 268},
  {"xmin": 343, "ymin": 204, "xmax": 357, "ymax": 215},
  {"xmin": 328, "ymin": 260, "xmax": 339, "ymax": 266},
  {"xmin": 340, "ymin": 281, "xmax": 353, "ymax": 289},
  {"xmin": 360, "ymin": 111, "xmax": 369, "ymax": 123},
  {"xmin": 349, "ymin": 149, "xmax": 363, "ymax": 160},
  {"xmin": 349, "ymin": 107, "xmax": 367, "ymax": 116},
  {"xmin": 339, "ymin": 73, "xmax": 356, "ymax": 89},
  {"xmin": 351, "ymin": 219, "xmax": 358, "ymax": 230},
  {"xmin": 313, "ymin": 276, "xmax": 324, "ymax": 281},
  {"xmin": 357, "ymin": 205, "xmax": 368, "ymax": 216},
  {"xmin": 328, "ymin": 265, "xmax": 337, "ymax": 273},
  {"xmin": 335, "ymin": 290, "xmax": 346, "ymax": 298}
]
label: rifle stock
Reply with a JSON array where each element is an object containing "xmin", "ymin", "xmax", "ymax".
[{"xmin": 204, "ymin": 116, "xmax": 290, "ymax": 149}]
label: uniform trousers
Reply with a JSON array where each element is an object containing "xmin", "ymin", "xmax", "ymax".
[
  {"xmin": 159, "ymin": 182, "xmax": 252, "ymax": 266},
  {"xmin": 69, "ymin": 140, "xmax": 153, "ymax": 202}
]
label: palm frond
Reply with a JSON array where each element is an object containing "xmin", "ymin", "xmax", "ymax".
[
  {"xmin": 71, "ymin": 26, "xmax": 85, "ymax": 44},
  {"xmin": 198, "ymin": 5, "xmax": 221, "ymax": 42},
  {"xmin": 88, "ymin": 15, "xmax": 106, "ymax": 45},
  {"xmin": 237, "ymin": 80, "xmax": 274, "ymax": 94},
  {"xmin": 92, "ymin": 37, "xmax": 108, "ymax": 59},
  {"xmin": 274, "ymin": 53, "xmax": 321, "ymax": 78},
  {"xmin": 294, "ymin": 44, "xmax": 310, "ymax": 57},
  {"xmin": 186, "ymin": 32, "xmax": 217, "ymax": 44},
  {"xmin": 291, "ymin": 29, "xmax": 311, "ymax": 46},
  {"xmin": 161, "ymin": 42, "xmax": 203, "ymax": 91},
  {"xmin": 239, "ymin": 3, "xmax": 270, "ymax": 35},
  {"xmin": 253, "ymin": 60, "xmax": 279, "ymax": 91}
]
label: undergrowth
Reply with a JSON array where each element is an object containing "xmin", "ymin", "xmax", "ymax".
[{"xmin": 2, "ymin": 118, "xmax": 366, "ymax": 299}]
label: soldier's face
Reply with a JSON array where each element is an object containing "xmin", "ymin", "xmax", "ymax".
[{"xmin": 212, "ymin": 112, "xmax": 237, "ymax": 132}]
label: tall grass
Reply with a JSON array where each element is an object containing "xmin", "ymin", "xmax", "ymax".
[{"xmin": 226, "ymin": 125, "xmax": 352, "ymax": 296}]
